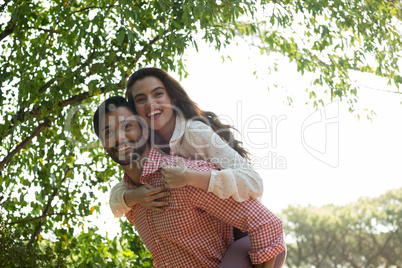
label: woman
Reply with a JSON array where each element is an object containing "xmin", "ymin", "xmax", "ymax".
[{"xmin": 109, "ymin": 67, "xmax": 285, "ymax": 267}]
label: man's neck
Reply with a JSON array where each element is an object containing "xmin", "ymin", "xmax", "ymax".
[{"xmin": 120, "ymin": 145, "xmax": 150, "ymax": 186}]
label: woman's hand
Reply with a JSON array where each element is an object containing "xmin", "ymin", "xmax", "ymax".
[
  {"xmin": 124, "ymin": 185, "xmax": 170, "ymax": 212},
  {"xmin": 161, "ymin": 160, "xmax": 189, "ymax": 189},
  {"xmin": 161, "ymin": 160, "xmax": 211, "ymax": 191}
]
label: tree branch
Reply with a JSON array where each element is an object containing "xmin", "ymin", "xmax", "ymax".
[
  {"xmin": 73, "ymin": 4, "xmax": 117, "ymax": 14},
  {"xmin": 311, "ymin": 233, "xmax": 320, "ymax": 267},
  {"xmin": 7, "ymin": 213, "xmax": 66, "ymax": 225},
  {"xmin": 134, "ymin": 29, "xmax": 170, "ymax": 64},
  {"xmin": 28, "ymin": 166, "xmax": 71, "ymax": 245},
  {"xmin": 0, "ymin": 18, "xmax": 14, "ymax": 42},
  {"xmin": 59, "ymin": 82, "xmax": 124, "ymax": 108},
  {"xmin": 0, "ymin": 28, "xmax": 164, "ymax": 167},
  {"xmin": 3, "ymin": 50, "xmax": 97, "ymax": 135},
  {"xmin": 0, "ymin": 82, "xmax": 124, "ymax": 171},
  {"xmin": 366, "ymin": 228, "xmax": 398, "ymax": 267},
  {"xmin": 0, "ymin": 77, "xmax": 57, "ymax": 146},
  {"xmin": 0, "ymin": 119, "xmax": 50, "ymax": 171},
  {"xmin": 358, "ymin": 83, "xmax": 402, "ymax": 95},
  {"xmin": 26, "ymin": 27, "xmax": 57, "ymax": 33},
  {"xmin": 318, "ymin": 231, "xmax": 336, "ymax": 266},
  {"xmin": 0, "ymin": 50, "xmax": 95, "ymax": 141},
  {"xmin": 0, "ymin": 1, "xmax": 9, "ymax": 13},
  {"xmin": 36, "ymin": 28, "xmax": 54, "ymax": 63}
]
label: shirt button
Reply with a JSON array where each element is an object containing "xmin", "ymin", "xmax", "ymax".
[
  {"xmin": 165, "ymin": 262, "xmax": 169, "ymax": 266},
  {"xmin": 155, "ymin": 239, "xmax": 159, "ymax": 243}
]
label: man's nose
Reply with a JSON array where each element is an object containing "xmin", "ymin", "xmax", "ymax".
[{"xmin": 116, "ymin": 129, "xmax": 126, "ymax": 142}]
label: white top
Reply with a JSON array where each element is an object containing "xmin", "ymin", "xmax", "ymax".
[{"xmin": 109, "ymin": 114, "xmax": 264, "ymax": 217}]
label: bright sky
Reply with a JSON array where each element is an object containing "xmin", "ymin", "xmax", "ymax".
[
  {"xmin": 93, "ymin": 35, "xmax": 402, "ymax": 238},
  {"xmin": 178, "ymin": 37, "xmax": 402, "ymax": 211}
]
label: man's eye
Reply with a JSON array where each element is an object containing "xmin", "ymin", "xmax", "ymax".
[{"xmin": 124, "ymin": 123, "xmax": 131, "ymax": 129}]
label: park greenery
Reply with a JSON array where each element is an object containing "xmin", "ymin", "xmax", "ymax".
[
  {"xmin": 1, "ymin": 0, "xmax": 401, "ymax": 267},
  {"xmin": 282, "ymin": 188, "xmax": 402, "ymax": 268}
]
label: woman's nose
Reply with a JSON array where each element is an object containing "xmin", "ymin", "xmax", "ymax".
[{"xmin": 145, "ymin": 96, "xmax": 156, "ymax": 108}]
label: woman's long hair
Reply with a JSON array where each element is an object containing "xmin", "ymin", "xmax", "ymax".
[{"xmin": 126, "ymin": 67, "xmax": 250, "ymax": 162}]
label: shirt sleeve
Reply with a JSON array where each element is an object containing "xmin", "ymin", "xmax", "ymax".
[
  {"xmin": 185, "ymin": 121, "xmax": 263, "ymax": 202},
  {"xmin": 187, "ymin": 185, "xmax": 285, "ymax": 264},
  {"xmin": 109, "ymin": 180, "xmax": 131, "ymax": 218}
]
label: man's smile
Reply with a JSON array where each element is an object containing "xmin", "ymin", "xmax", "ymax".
[{"xmin": 115, "ymin": 142, "xmax": 133, "ymax": 152}]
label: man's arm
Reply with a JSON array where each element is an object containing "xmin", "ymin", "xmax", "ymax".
[
  {"xmin": 159, "ymin": 154, "xmax": 284, "ymax": 265},
  {"xmin": 187, "ymin": 186, "xmax": 285, "ymax": 265}
]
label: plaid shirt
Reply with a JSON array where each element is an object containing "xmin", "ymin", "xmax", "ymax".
[{"xmin": 125, "ymin": 148, "xmax": 285, "ymax": 268}]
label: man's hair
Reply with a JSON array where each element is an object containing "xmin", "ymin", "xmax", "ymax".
[{"xmin": 93, "ymin": 96, "xmax": 137, "ymax": 138}]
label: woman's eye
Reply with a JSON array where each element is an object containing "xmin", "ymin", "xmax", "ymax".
[
  {"xmin": 135, "ymin": 98, "xmax": 145, "ymax": 103},
  {"xmin": 155, "ymin": 91, "xmax": 163, "ymax": 97}
]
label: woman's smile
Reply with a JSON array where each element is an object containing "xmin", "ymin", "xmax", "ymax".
[{"xmin": 131, "ymin": 76, "xmax": 176, "ymax": 137}]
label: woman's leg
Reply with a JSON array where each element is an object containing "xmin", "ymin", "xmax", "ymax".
[
  {"xmin": 220, "ymin": 235, "xmax": 286, "ymax": 268},
  {"xmin": 273, "ymin": 248, "xmax": 286, "ymax": 268},
  {"xmin": 220, "ymin": 236, "xmax": 252, "ymax": 268}
]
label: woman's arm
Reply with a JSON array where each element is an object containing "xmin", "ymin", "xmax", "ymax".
[
  {"xmin": 109, "ymin": 180, "xmax": 132, "ymax": 217},
  {"xmin": 184, "ymin": 120, "xmax": 264, "ymax": 201},
  {"xmin": 110, "ymin": 180, "xmax": 170, "ymax": 217},
  {"xmin": 161, "ymin": 160, "xmax": 211, "ymax": 191}
]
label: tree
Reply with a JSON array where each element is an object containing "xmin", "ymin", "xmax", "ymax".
[
  {"xmin": 244, "ymin": 0, "xmax": 402, "ymax": 114},
  {"xmin": 0, "ymin": 0, "xmax": 256, "ymax": 265},
  {"xmin": 281, "ymin": 188, "xmax": 402, "ymax": 268},
  {"xmin": 0, "ymin": 0, "xmax": 401, "ymax": 265}
]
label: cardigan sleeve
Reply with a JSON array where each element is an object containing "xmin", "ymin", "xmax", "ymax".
[
  {"xmin": 109, "ymin": 180, "xmax": 132, "ymax": 217},
  {"xmin": 184, "ymin": 120, "xmax": 263, "ymax": 202}
]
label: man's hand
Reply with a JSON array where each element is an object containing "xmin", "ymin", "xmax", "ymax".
[
  {"xmin": 125, "ymin": 185, "xmax": 170, "ymax": 212},
  {"xmin": 161, "ymin": 160, "xmax": 189, "ymax": 189}
]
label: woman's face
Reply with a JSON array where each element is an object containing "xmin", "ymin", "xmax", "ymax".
[{"xmin": 130, "ymin": 76, "xmax": 176, "ymax": 133}]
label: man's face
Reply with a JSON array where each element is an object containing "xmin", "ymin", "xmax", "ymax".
[{"xmin": 99, "ymin": 106, "xmax": 147, "ymax": 166}]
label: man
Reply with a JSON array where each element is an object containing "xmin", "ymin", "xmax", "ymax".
[{"xmin": 93, "ymin": 96, "xmax": 285, "ymax": 268}]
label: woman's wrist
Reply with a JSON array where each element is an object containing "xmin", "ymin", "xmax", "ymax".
[
  {"xmin": 123, "ymin": 189, "xmax": 139, "ymax": 207},
  {"xmin": 186, "ymin": 169, "xmax": 211, "ymax": 191}
]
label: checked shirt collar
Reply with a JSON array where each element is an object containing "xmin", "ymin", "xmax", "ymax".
[
  {"xmin": 139, "ymin": 148, "xmax": 164, "ymax": 182},
  {"xmin": 124, "ymin": 147, "xmax": 177, "ymax": 186}
]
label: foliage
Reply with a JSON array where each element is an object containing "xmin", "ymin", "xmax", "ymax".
[
  {"xmin": 0, "ymin": 0, "xmax": 401, "ymax": 266},
  {"xmin": 0, "ymin": 0, "xmax": 255, "ymax": 264},
  {"xmin": 240, "ymin": 0, "xmax": 402, "ymax": 112},
  {"xmin": 0, "ymin": 215, "xmax": 52, "ymax": 267},
  {"xmin": 282, "ymin": 188, "xmax": 402, "ymax": 268},
  {"xmin": 0, "ymin": 215, "xmax": 153, "ymax": 267},
  {"xmin": 65, "ymin": 221, "xmax": 153, "ymax": 267}
]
